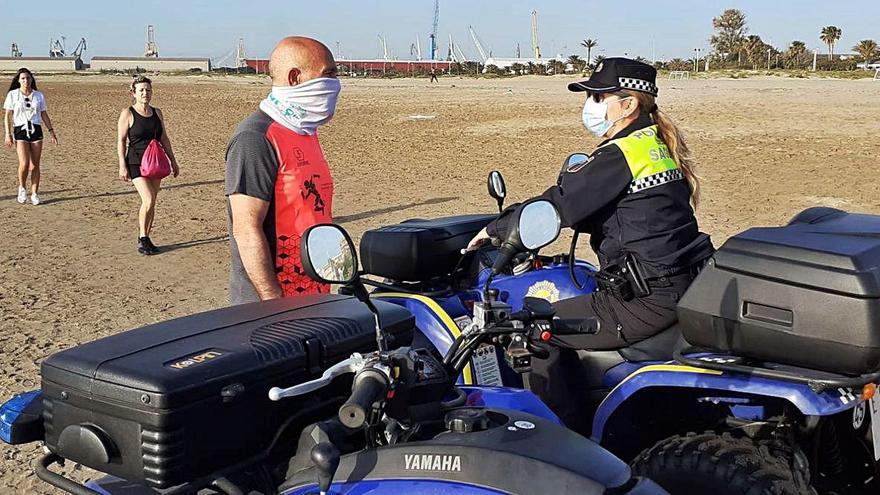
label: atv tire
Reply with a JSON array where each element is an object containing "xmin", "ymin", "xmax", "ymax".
[{"xmin": 631, "ymin": 432, "xmax": 815, "ymax": 495}]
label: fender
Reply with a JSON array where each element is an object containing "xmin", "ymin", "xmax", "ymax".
[
  {"xmin": 373, "ymin": 293, "xmax": 474, "ymax": 385},
  {"xmin": 591, "ymin": 363, "xmax": 862, "ymax": 443}
]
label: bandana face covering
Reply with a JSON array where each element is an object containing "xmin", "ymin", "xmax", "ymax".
[{"xmin": 259, "ymin": 77, "xmax": 341, "ymax": 135}]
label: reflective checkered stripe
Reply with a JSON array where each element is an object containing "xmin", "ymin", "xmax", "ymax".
[
  {"xmin": 605, "ymin": 125, "xmax": 681, "ymax": 195},
  {"xmin": 619, "ymin": 77, "xmax": 658, "ymax": 96},
  {"xmin": 628, "ymin": 169, "xmax": 684, "ymax": 194}
]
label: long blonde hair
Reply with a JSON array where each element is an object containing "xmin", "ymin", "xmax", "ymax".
[{"xmin": 619, "ymin": 89, "xmax": 700, "ymax": 207}]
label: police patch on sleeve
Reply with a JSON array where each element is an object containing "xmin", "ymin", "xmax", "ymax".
[{"xmin": 526, "ymin": 281, "xmax": 561, "ymax": 303}]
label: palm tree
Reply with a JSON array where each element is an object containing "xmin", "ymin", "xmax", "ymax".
[
  {"xmin": 581, "ymin": 39, "xmax": 598, "ymax": 67},
  {"xmin": 820, "ymin": 26, "xmax": 842, "ymax": 60},
  {"xmin": 853, "ymin": 39, "xmax": 879, "ymax": 65}
]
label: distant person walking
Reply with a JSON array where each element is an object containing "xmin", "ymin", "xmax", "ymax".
[
  {"xmin": 430, "ymin": 69, "xmax": 439, "ymax": 83},
  {"xmin": 116, "ymin": 75, "xmax": 180, "ymax": 255},
  {"xmin": 4, "ymin": 68, "xmax": 58, "ymax": 205},
  {"xmin": 225, "ymin": 36, "xmax": 339, "ymax": 304}
]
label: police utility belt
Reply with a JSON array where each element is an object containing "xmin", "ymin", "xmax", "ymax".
[{"xmin": 593, "ymin": 254, "xmax": 651, "ymax": 301}]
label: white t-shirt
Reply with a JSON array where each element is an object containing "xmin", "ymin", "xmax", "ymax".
[{"xmin": 3, "ymin": 89, "xmax": 47, "ymax": 127}]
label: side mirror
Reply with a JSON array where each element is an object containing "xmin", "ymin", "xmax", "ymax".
[
  {"xmin": 511, "ymin": 199, "xmax": 562, "ymax": 251},
  {"xmin": 487, "ymin": 170, "xmax": 507, "ymax": 213},
  {"xmin": 301, "ymin": 224, "xmax": 359, "ymax": 285},
  {"xmin": 562, "ymin": 153, "xmax": 590, "ymax": 174},
  {"xmin": 490, "ymin": 199, "xmax": 561, "ymax": 276},
  {"xmin": 301, "ymin": 223, "xmax": 389, "ymax": 351}
]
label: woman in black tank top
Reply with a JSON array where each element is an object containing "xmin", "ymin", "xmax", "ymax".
[{"xmin": 116, "ymin": 76, "xmax": 180, "ymax": 255}]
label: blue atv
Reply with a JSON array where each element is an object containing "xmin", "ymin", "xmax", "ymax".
[
  {"xmin": 0, "ymin": 200, "xmax": 664, "ymax": 495},
  {"xmin": 353, "ymin": 165, "xmax": 880, "ymax": 494}
]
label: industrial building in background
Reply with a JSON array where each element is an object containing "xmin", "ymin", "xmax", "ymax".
[
  {"xmin": 90, "ymin": 25, "xmax": 210, "ymax": 72},
  {"xmin": 0, "ymin": 35, "xmax": 86, "ymax": 71}
]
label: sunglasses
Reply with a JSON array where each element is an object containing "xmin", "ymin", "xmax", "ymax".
[{"xmin": 24, "ymin": 97, "xmax": 30, "ymax": 108}]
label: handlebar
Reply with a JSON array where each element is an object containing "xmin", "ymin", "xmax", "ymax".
[
  {"xmin": 553, "ymin": 318, "xmax": 600, "ymax": 336},
  {"xmin": 338, "ymin": 368, "xmax": 390, "ymax": 429}
]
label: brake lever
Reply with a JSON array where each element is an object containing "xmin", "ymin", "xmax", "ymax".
[{"xmin": 269, "ymin": 353, "xmax": 367, "ymax": 401}]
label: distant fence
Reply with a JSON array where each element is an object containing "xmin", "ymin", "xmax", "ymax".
[{"xmin": 668, "ymin": 71, "xmax": 690, "ymax": 80}]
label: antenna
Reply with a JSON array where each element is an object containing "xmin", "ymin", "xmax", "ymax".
[{"xmin": 531, "ymin": 10, "xmax": 541, "ymax": 59}]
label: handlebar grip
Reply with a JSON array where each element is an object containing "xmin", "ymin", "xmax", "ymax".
[
  {"xmin": 338, "ymin": 369, "xmax": 389, "ymax": 429},
  {"xmin": 553, "ymin": 318, "xmax": 600, "ymax": 335}
]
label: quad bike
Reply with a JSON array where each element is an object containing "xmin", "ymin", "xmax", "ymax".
[
  {"xmin": 353, "ymin": 159, "xmax": 880, "ymax": 494},
  {"xmin": 1, "ymin": 200, "xmax": 665, "ymax": 494}
]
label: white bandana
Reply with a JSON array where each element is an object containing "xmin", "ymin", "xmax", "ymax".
[{"xmin": 259, "ymin": 77, "xmax": 341, "ymax": 135}]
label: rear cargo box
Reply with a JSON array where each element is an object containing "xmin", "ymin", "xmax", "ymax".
[
  {"xmin": 359, "ymin": 214, "xmax": 495, "ymax": 281},
  {"xmin": 678, "ymin": 208, "xmax": 880, "ymax": 375},
  {"xmin": 41, "ymin": 295, "xmax": 413, "ymax": 489}
]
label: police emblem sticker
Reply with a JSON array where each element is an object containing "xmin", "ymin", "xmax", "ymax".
[{"xmin": 526, "ymin": 281, "xmax": 561, "ymax": 303}]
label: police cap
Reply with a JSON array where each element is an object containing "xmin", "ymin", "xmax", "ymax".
[{"xmin": 568, "ymin": 57, "xmax": 658, "ymax": 97}]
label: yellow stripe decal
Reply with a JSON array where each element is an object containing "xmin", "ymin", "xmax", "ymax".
[
  {"xmin": 374, "ymin": 293, "xmax": 474, "ymax": 385},
  {"xmin": 598, "ymin": 364, "xmax": 723, "ymax": 410}
]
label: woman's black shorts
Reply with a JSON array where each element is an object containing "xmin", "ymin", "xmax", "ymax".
[
  {"xmin": 126, "ymin": 163, "xmax": 143, "ymax": 180},
  {"xmin": 13, "ymin": 124, "xmax": 43, "ymax": 143}
]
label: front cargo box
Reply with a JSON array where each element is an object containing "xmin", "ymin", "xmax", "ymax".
[
  {"xmin": 678, "ymin": 208, "xmax": 880, "ymax": 375},
  {"xmin": 40, "ymin": 295, "xmax": 414, "ymax": 488}
]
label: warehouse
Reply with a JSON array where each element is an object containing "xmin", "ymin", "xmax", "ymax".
[
  {"xmin": 90, "ymin": 57, "xmax": 210, "ymax": 72},
  {"xmin": 0, "ymin": 57, "xmax": 83, "ymax": 72}
]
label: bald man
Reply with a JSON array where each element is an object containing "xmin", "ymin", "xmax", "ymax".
[{"xmin": 225, "ymin": 36, "xmax": 340, "ymax": 304}]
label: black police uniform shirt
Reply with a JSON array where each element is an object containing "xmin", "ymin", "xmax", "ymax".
[{"xmin": 488, "ymin": 112, "xmax": 714, "ymax": 278}]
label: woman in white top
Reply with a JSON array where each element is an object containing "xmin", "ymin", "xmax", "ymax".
[{"xmin": 3, "ymin": 68, "xmax": 58, "ymax": 205}]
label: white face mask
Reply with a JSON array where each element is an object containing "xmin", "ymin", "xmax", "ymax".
[
  {"xmin": 581, "ymin": 96, "xmax": 632, "ymax": 138},
  {"xmin": 259, "ymin": 77, "xmax": 341, "ymax": 135}
]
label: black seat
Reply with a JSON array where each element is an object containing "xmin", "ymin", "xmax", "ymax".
[{"xmin": 617, "ymin": 324, "xmax": 686, "ymax": 362}]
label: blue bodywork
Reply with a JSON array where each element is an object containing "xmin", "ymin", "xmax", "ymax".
[
  {"xmin": 379, "ymin": 253, "xmax": 864, "ymax": 453},
  {"xmin": 472, "ymin": 260, "xmax": 598, "ymax": 311}
]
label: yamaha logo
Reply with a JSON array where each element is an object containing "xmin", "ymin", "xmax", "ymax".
[{"xmin": 404, "ymin": 454, "xmax": 462, "ymax": 472}]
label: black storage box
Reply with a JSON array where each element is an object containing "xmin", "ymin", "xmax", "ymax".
[
  {"xmin": 360, "ymin": 214, "xmax": 495, "ymax": 281},
  {"xmin": 40, "ymin": 295, "xmax": 414, "ymax": 489},
  {"xmin": 678, "ymin": 208, "xmax": 880, "ymax": 375}
]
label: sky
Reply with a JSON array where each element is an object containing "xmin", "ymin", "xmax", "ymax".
[{"xmin": 2, "ymin": 0, "xmax": 878, "ymax": 63}]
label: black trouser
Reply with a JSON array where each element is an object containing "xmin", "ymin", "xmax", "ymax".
[{"xmin": 529, "ymin": 272, "xmax": 696, "ymax": 431}]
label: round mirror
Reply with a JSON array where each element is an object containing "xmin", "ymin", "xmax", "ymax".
[
  {"xmin": 487, "ymin": 170, "xmax": 507, "ymax": 200},
  {"xmin": 565, "ymin": 153, "xmax": 590, "ymax": 169},
  {"xmin": 302, "ymin": 225, "xmax": 358, "ymax": 284},
  {"xmin": 518, "ymin": 200, "xmax": 561, "ymax": 250}
]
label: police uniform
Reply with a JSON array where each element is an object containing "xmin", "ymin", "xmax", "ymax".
[{"xmin": 486, "ymin": 58, "xmax": 714, "ymax": 429}]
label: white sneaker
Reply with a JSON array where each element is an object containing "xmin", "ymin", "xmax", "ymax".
[
  {"xmin": 16, "ymin": 187, "xmax": 27, "ymax": 204},
  {"xmin": 30, "ymin": 193, "xmax": 40, "ymax": 206}
]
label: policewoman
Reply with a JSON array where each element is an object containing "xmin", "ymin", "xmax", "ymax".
[{"xmin": 469, "ymin": 57, "xmax": 714, "ymax": 428}]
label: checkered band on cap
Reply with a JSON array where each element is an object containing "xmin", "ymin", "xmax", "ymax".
[
  {"xmin": 628, "ymin": 169, "xmax": 683, "ymax": 194},
  {"xmin": 618, "ymin": 77, "xmax": 658, "ymax": 96}
]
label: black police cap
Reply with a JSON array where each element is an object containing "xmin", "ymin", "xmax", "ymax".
[{"xmin": 568, "ymin": 57, "xmax": 658, "ymax": 96}]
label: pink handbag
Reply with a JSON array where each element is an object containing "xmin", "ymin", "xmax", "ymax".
[{"xmin": 139, "ymin": 139, "xmax": 171, "ymax": 179}]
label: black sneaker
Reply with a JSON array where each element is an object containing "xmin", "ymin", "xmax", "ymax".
[
  {"xmin": 138, "ymin": 237, "xmax": 157, "ymax": 256},
  {"xmin": 142, "ymin": 237, "xmax": 160, "ymax": 254}
]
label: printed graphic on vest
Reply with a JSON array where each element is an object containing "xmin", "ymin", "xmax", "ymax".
[{"xmin": 302, "ymin": 174, "xmax": 326, "ymax": 213}]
